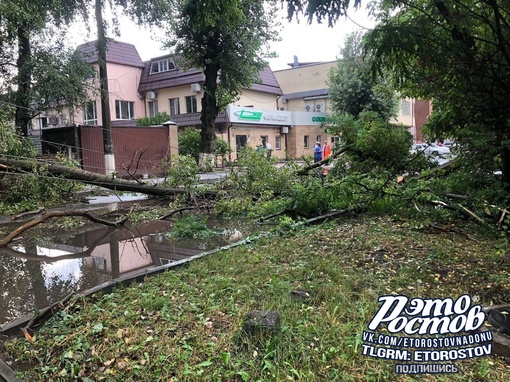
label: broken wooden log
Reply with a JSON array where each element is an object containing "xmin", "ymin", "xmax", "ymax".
[{"xmin": 0, "ymin": 156, "xmax": 218, "ymax": 198}]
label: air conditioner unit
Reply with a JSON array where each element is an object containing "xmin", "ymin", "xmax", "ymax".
[
  {"xmin": 305, "ymin": 105, "xmax": 311, "ymax": 112},
  {"xmin": 315, "ymin": 103, "xmax": 325, "ymax": 112},
  {"xmin": 147, "ymin": 91, "xmax": 157, "ymax": 100},
  {"xmin": 48, "ymin": 117, "xmax": 59, "ymax": 125},
  {"xmin": 191, "ymin": 83, "xmax": 202, "ymax": 93},
  {"xmin": 281, "ymin": 126, "xmax": 289, "ymax": 134}
]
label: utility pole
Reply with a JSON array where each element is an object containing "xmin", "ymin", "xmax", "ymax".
[{"xmin": 95, "ymin": 0, "xmax": 115, "ymax": 175}]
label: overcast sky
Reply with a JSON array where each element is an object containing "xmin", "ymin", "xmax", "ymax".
[{"xmin": 70, "ymin": 6, "xmax": 376, "ymax": 71}]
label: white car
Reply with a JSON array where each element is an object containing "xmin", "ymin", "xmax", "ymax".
[{"xmin": 411, "ymin": 143, "xmax": 451, "ymax": 158}]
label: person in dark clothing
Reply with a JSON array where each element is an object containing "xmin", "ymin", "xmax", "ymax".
[{"xmin": 313, "ymin": 141, "xmax": 322, "ymax": 163}]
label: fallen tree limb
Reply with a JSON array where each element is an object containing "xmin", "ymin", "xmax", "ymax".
[
  {"xmin": 159, "ymin": 207, "xmax": 200, "ymax": 220},
  {"xmin": 304, "ymin": 207, "xmax": 361, "ymax": 225},
  {"xmin": 410, "ymin": 159, "xmax": 455, "ymax": 180},
  {"xmin": 11, "ymin": 207, "xmax": 46, "ymax": 221},
  {"xmin": 257, "ymin": 209, "xmax": 308, "ymax": 223},
  {"xmin": 430, "ymin": 200, "xmax": 491, "ymax": 227},
  {"xmin": 296, "ymin": 147, "xmax": 349, "ymax": 175},
  {"xmin": 0, "ymin": 227, "xmax": 116, "ymax": 260},
  {"xmin": 21, "ymin": 292, "xmax": 76, "ymax": 338},
  {"xmin": 0, "ymin": 211, "xmax": 129, "ymax": 247},
  {"xmin": 0, "ymin": 156, "xmax": 218, "ymax": 198}
]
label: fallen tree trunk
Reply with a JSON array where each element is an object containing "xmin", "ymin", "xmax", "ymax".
[
  {"xmin": 296, "ymin": 147, "xmax": 349, "ymax": 175},
  {"xmin": 0, "ymin": 156, "xmax": 218, "ymax": 198}
]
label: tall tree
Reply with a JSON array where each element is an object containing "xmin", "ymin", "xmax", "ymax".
[
  {"xmin": 364, "ymin": 0, "xmax": 510, "ymax": 184},
  {"xmin": 327, "ymin": 32, "xmax": 407, "ymax": 174},
  {"xmin": 170, "ymin": 0, "xmax": 278, "ymax": 169},
  {"xmin": 0, "ymin": 0, "xmax": 92, "ymax": 137},
  {"xmin": 329, "ymin": 31, "xmax": 397, "ymax": 120}
]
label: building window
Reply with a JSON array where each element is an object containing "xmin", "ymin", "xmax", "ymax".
[
  {"xmin": 148, "ymin": 101, "xmax": 158, "ymax": 117},
  {"xmin": 331, "ymin": 136, "xmax": 340, "ymax": 146},
  {"xmin": 186, "ymin": 95, "xmax": 197, "ymax": 113},
  {"xmin": 275, "ymin": 136, "xmax": 281, "ymax": 150},
  {"xmin": 83, "ymin": 101, "xmax": 97, "ymax": 125},
  {"xmin": 38, "ymin": 117, "xmax": 48, "ymax": 129},
  {"xmin": 401, "ymin": 99, "xmax": 411, "ymax": 116},
  {"xmin": 260, "ymin": 135, "xmax": 268, "ymax": 144},
  {"xmin": 316, "ymin": 135, "xmax": 322, "ymax": 144},
  {"xmin": 304, "ymin": 135, "xmax": 310, "ymax": 149},
  {"xmin": 236, "ymin": 135, "xmax": 247, "ymax": 152},
  {"xmin": 115, "ymin": 100, "xmax": 135, "ymax": 120},
  {"xmin": 169, "ymin": 98, "xmax": 180, "ymax": 116},
  {"xmin": 150, "ymin": 58, "xmax": 176, "ymax": 74}
]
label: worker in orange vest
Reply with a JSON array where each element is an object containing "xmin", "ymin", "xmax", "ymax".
[{"xmin": 323, "ymin": 141, "xmax": 332, "ymax": 160}]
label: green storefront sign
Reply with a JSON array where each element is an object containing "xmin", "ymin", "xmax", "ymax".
[{"xmin": 234, "ymin": 110, "xmax": 263, "ymax": 121}]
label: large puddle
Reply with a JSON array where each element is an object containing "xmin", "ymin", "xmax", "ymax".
[{"xmin": 0, "ymin": 204, "xmax": 260, "ymax": 327}]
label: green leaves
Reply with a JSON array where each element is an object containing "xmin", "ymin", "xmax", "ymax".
[
  {"xmin": 328, "ymin": 31, "xmax": 398, "ymax": 121},
  {"xmin": 365, "ymin": 0, "xmax": 510, "ymax": 183}
]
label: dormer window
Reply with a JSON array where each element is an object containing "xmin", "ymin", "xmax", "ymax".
[{"xmin": 150, "ymin": 58, "xmax": 176, "ymax": 74}]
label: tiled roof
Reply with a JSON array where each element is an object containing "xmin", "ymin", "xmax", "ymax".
[
  {"xmin": 138, "ymin": 55, "xmax": 282, "ymax": 95},
  {"xmin": 110, "ymin": 112, "xmax": 229, "ymax": 128},
  {"xmin": 76, "ymin": 39, "xmax": 144, "ymax": 68},
  {"xmin": 170, "ymin": 111, "xmax": 229, "ymax": 127},
  {"xmin": 138, "ymin": 57, "xmax": 205, "ymax": 93},
  {"xmin": 282, "ymin": 88, "xmax": 330, "ymax": 102},
  {"xmin": 251, "ymin": 66, "xmax": 283, "ymax": 95}
]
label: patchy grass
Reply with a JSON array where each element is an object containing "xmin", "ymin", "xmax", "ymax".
[{"xmin": 3, "ymin": 216, "xmax": 510, "ymax": 381}]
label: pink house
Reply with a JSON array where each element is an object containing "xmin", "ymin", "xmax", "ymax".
[{"xmin": 74, "ymin": 39, "xmax": 146, "ymax": 126}]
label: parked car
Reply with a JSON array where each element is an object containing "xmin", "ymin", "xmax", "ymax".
[{"xmin": 411, "ymin": 143, "xmax": 451, "ymax": 158}]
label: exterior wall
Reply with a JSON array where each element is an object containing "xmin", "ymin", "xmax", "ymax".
[
  {"xmin": 74, "ymin": 63, "xmax": 144, "ymax": 126},
  {"xmin": 228, "ymin": 125, "xmax": 286, "ymax": 161},
  {"xmin": 284, "ymin": 97, "xmax": 332, "ymax": 113},
  {"xmin": 287, "ymin": 125, "xmax": 332, "ymax": 159},
  {"xmin": 144, "ymin": 88, "xmax": 280, "ymax": 118},
  {"xmin": 79, "ymin": 125, "xmax": 169, "ymax": 176},
  {"xmin": 415, "ymin": 100, "xmax": 432, "ymax": 143},
  {"xmin": 392, "ymin": 97, "xmax": 415, "ymax": 127},
  {"xmin": 233, "ymin": 90, "xmax": 279, "ymax": 110},
  {"xmin": 273, "ymin": 61, "xmax": 337, "ymax": 94},
  {"xmin": 144, "ymin": 85, "xmax": 203, "ymax": 116}
]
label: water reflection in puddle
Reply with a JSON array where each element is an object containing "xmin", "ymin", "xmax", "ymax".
[{"xmin": 0, "ymin": 215, "xmax": 257, "ymax": 326}]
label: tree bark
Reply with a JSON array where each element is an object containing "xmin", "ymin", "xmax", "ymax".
[
  {"xmin": 95, "ymin": 0, "xmax": 115, "ymax": 175},
  {"xmin": 14, "ymin": 23, "xmax": 32, "ymax": 137},
  {"xmin": 199, "ymin": 62, "xmax": 220, "ymax": 170},
  {"xmin": 0, "ymin": 156, "xmax": 218, "ymax": 198}
]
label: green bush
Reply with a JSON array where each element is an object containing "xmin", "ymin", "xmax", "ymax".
[
  {"xmin": 178, "ymin": 127, "xmax": 231, "ymax": 164},
  {"xmin": 233, "ymin": 147, "xmax": 299, "ymax": 195},
  {"xmin": 136, "ymin": 112, "xmax": 171, "ymax": 126},
  {"xmin": 165, "ymin": 215, "xmax": 214, "ymax": 239},
  {"xmin": 160, "ymin": 155, "xmax": 200, "ymax": 192}
]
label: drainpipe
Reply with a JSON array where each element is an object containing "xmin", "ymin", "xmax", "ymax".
[
  {"xmin": 276, "ymin": 95, "xmax": 282, "ymax": 110},
  {"xmin": 227, "ymin": 123, "xmax": 233, "ymax": 163}
]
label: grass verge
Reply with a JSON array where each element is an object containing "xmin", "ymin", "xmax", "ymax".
[{"xmin": 2, "ymin": 216, "xmax": 510, "ymax": 381}]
